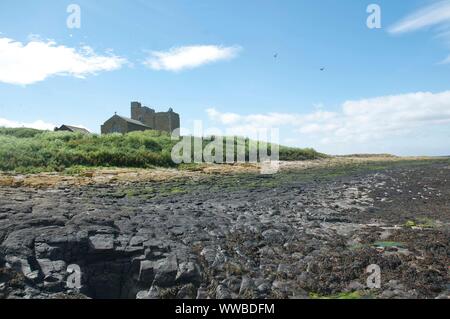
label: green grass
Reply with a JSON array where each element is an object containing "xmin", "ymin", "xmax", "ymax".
[{"xmin": 0, "ymin": 127, "xmax": 325, "ymax": 173}]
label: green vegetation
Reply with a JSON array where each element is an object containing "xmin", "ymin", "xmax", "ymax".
[
  {"xmin": 0, "ymin": 127, "xmax": 325, "ymax": 173},
  {"xmin": 405, "ymin": 220, "xmax": 417, "ymax": 228},
  {"xmin": 404, "ymin": 217, "xmax": 437, "ymax": 229},
  {"xmin": 309, "ymin": 291, "xmax": 364, "ymax": 299},
  {"xmin": 372, "ymin": 241, "xmax": 406, "ymax": 248}
]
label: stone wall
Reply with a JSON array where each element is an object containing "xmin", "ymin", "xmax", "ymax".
[
  {"xmin": 102, "ymin": 102, "xmax": 180, "ymax": 134},
  {"xmin": 153, "ymin": 112, "xmax": 179, "ymax": 133},
  {"xmin": 131, "ymin": 102, "xmax": 180, "ymax": 133},
  {"xmin": 101, "ymin": 116, "xmax": 149, "ymax": 134},
  {"xmin": 131, "ymin": 102, "xmax": 156, "ymax": 128},
  {"xmin": 101, "ymin": 117, "xmax": 128, "ymax": 134}
]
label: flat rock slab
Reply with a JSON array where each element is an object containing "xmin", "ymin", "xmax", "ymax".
[{"xmin": 88, "ymin": 234, "xmax": 115, "ymax": 252}]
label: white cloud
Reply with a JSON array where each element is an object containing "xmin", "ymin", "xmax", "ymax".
[
  {"xmin": 389, "ymin": 1, "xmax": 450, "ymax": 63},
  {"xmin": 0, "ymin": 36, "xmax": 127, "ymax": 85},
  {"xmin": 389, "ymin": 0, "xmax": 450, "ymax": 34},
  {"xmin": 206, "ymin": 108, "xmax": 245, "ymax": 125},
  {"xmin": 301, "ymin": 91, "xmax": 450, "ymax": 143},
  {"xmin": 144, "ymin": 45, "xmax": 241, "ymax": 71},
  {"xmin": 0, "ymin": 118, "xmax": 56, "ymax": 130},
  {"xmin": 206, "ymin": 90, "xmax": 450, "ymax": 147}
]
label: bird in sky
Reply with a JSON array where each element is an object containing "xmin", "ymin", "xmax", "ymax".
[
  {"xmin": 320, "ymin": 67, "xmax": 325, "ymax": 71},
  {"xmin": 273, "ymin": 53, "xmax": 278, "ymax": 58}
]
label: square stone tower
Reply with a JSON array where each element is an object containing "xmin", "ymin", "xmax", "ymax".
[
  {"xmin": 130, "ymin": 101, "xmax": 180, "ymax": 133},
  {"xmin": 154, "ymin": 108, "xmax": 180, "ymax": 133},
  {"xmin": 131, "ymin": 102, "xmax": 156, "ymax": 128}
]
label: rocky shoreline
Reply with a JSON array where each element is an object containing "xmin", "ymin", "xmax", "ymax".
[{"xmin": 0, "ymin": 160, "xmax": 449, "ymax": 299}]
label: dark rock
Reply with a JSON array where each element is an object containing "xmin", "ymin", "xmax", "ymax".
[
  {"xmin": 0, "ymin": 163, "xmax": 447, "ymax": 299},
  {"xmin": 37, "ymin": 259, "xmax": 66, "ymax": 284},
  {"xmin": 196, "ymin": 286, "xmax": 209, "ymax": 299},
  {"xmin": 222, "ymin": 276, "xmax": 241, "ymax": 294},
  {"xmin": 176, "ymin": 284, "xmax": 197, "ymax": 299},
  {"xmin": 153, "ymin": 254, "xmax": 178, "ymax": 287},
  {"xmin": 239, "ymin": 276, "xmax": 256, "ymax": 296},
  {"xmin": 261, "ymin": 229, "xmax": 284, "ymax": 244},
  {"xmin": 147, "ymin": 285, "xmax": 161, "ymax": 299},
  {"xmin": 35, "ymin": 243, "xmax": 61, "ymax": 260},
  {"xmin": 256, "ymin": 282, "xmax": 271, "ymax": 294},
  {"xmin": 88, "ymin": 234, "xmax": 115, "ymax": 252},
  {"xmin": 138, "ymin": 260, "xmax": 155, "ymax": 284},
  {"xmin": 175, "ymin": 261, "xmax": 202, "ymax": 286},
  {"xmin": 216, "ymin": 284, "xmax": 232, "ymax": 299}
]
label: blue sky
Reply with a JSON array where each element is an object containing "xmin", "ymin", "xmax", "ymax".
[{"xmin": 0, "ymin": 0, "xmax": 449, "ymax": 155}]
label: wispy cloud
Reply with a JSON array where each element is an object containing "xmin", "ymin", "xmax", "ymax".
[
  {"xmin": 207, "ymin": 90, "xmax": 450, "ymax": 146},
  {"xmin": 389, "ymin": 1, "xmax": 450, "ymax": 63},
  {"xmin": 0, "ymin": 118, "xmax": 56, "ymax": 130},
  {"xmin": 389, "ymin": 0, "xmax": 450, "ymax": 34},
  {"xmin": 440, "ymin": 55, "xmax": 450, "ymax": 63},
  {"xmin": 0, "ymin": 36, "xmax": 127, "ymax": 85},
  {"xmin": 144, "ymin": 45, "xmax": 241, "ymax": 71}
]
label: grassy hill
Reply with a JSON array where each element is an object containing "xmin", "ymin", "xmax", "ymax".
[{"xmin": 0, "ymin": 127, "xmax": 326, "ymax": 173}]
